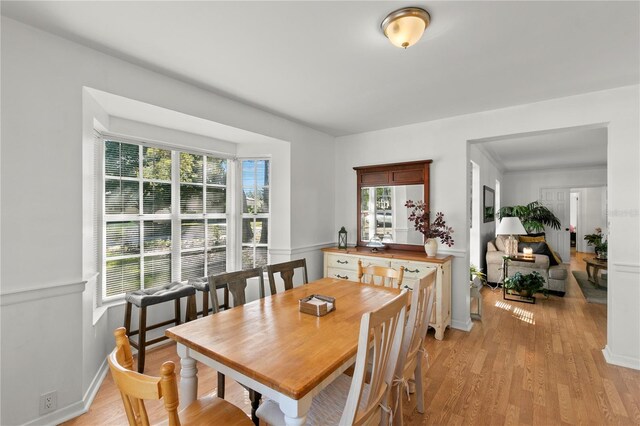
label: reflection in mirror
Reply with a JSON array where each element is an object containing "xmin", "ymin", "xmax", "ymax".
[{"xmin": 360, "ymin": 184, "xmax": 424, "ymax": 245}]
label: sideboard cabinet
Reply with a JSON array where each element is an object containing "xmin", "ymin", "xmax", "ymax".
[{"xmin": 322, "ymin": 247, "xmax": 452, "ymax": 340}]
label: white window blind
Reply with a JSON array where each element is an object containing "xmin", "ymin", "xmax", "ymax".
[
  {"xmin": 241, "ymin": 159, "xmax": 270, "ymax": 269},
  {"xmin": 101, "ymin": 138, "xmax": 241, "ymax": 300}
]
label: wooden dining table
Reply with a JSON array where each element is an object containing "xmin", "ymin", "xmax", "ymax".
[{"xmin": 165, "ymin": 277, "xmax": 403, "ymax": 425}]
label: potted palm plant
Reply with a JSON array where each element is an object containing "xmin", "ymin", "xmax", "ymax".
[{"xmin": 498, "ymin": 201, "xmax": 561, "ymax": 233}]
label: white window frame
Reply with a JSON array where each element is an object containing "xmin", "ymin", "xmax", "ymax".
[
  {"xmin": 238, "ymin": 158, "xmax": 271, "ymax": 270},
  {"xmin": 97, "ymin": 134, "xmax": 271, "ymax": 304}
]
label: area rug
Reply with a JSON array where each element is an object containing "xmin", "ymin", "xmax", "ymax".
[{"xmin": 572, "ymin": 270, "xmax": 607, "ymax": 305}]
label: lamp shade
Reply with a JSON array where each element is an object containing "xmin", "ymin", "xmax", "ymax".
[{"xmin": 496, "ymin": 217, "xmax": 527, "ymax": 235}]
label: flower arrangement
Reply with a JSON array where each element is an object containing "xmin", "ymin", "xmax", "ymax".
[{"xmin": 405, "ymin": 200, "xmax": 454, "ymax": 247}]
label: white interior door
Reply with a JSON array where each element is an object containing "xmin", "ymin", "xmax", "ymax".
[{"xmin": 540, "ymin": 187, "xmax": 570, "ymax": 263}]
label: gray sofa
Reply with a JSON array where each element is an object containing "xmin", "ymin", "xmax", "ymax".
[{"xmin": 486, "ymin": 235, "xmax": 567, "ymax": 295}]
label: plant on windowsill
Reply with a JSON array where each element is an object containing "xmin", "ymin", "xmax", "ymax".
[
  {"xmin": 584, "ymin": 227, "xmax": 607, "ymax": 260},
  {"xmin": 405, "ymin": 200, "xmax": 454, "ymax": 256},
  {"xmin": 503, "ymin": 271, "xmax": 547, "ymax": 298}
]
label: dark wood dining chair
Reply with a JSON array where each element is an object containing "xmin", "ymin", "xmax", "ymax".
[
  {"xmin": 188, "ymin": 276, "xmax": 229, "ymax": 318},
  {"xmin": 208, "ymin": 268, "xmax": 266, "ymax": 425},
  {"xmin": 266, "ymin": 259, "xmax": 309, "ymax": 295}
]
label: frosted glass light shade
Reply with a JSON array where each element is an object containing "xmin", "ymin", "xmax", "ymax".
[{"xmin": 382, "ymin": 7, "xmax": 430, "ymax": 49}]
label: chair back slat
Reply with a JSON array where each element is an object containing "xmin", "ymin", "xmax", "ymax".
[
  {"xmin": 357, "ymin": 260, "xmax": 405, "ymax": 288},
  {"xmin": 266, "ymin": 259, "xmax": 308, "ymax": 295},
  {"xmin": 340, "ymin": 291, "xmax": 408, "ymax": 426},
  {"xmin": 208, "ymin": 268, "xmax": 265, "ymax": 308},
  {"xmin": 108, "ymin": 328, "xmax": 183, "ymax": 426},
  {"xmin": 397, "ymin": 270, "xmax": 436, "ymax": 378}
]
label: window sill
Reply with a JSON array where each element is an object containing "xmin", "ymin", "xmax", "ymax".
[{"xmin": 93, "ymin": 296, "xmax": 126, "ymax": 326}]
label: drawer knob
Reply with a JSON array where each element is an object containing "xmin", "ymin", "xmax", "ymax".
[
  {"xmin": 336, "ymin": 274, "xmax": 349, "ymax": 279},
  {"xmin": 405, "ymin": 268, "xmax": 420, "ymax": 273},
  {"xmin": 336, "ymin": 260, "xmax": 349, "ymax": 264}
]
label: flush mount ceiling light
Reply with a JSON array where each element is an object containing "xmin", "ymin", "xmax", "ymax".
[{"xmin": 381, "ymin": 7, "xmax": 430, "ymax": 49}]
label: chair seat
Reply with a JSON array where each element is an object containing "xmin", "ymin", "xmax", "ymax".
[
  {"xmin": 188, "ymin": 277, "xmax": 209, "ymax": 292},
  {"xmin": 125, "ymin": 282, "xmax": 195, "ymax": 308},
  {"xmin": 256, "ymin": 375, "xmax": 372, "ymax": 426},
  {"xmin": 168, "ymin": 395, "xmax": 252, "ymax": 426}
]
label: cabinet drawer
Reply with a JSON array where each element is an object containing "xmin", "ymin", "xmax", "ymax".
[
  {"xmin": 327, "ymin": 254, "xmax": 359, "ymax": 271},
  {"xmin": 359, "ymin": 257, "xmax": 390, "ymax": 268},
  {"xmin": 327, "ymin": 268, "xmax": 358, "ymax": 281},
  {"xmin": 390, "ymin": 260, "xmax": 436, "ymax": 279}
]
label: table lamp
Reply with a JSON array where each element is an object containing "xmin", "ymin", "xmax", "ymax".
[{"xmin": 496, "ymin": 217, "xmax": 527, "ymax": 257}]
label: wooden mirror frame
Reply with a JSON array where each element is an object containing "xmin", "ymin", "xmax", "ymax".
[{"xmin": 354, "ymin": 160, "xmax": 432, "ymax": 252}]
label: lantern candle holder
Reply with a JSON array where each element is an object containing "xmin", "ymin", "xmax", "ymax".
[{"xmin": 338, "ymin": 227, "xmax": 348, "ymax": 250}]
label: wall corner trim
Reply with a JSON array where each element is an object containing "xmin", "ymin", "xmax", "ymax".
[
  {"xmin": 603, "ymin": 345, "xmax": 640, "ymax": 371},
  {"xmin": 0, "ymin": 280, "xmax": 86, "ymax": 306},
  {"xmin": 451, "ymin": 317, "xmax": 473, "ymax": 332}
]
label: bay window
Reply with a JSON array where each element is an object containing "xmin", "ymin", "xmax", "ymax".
[{"xmin": 101, "ymin": 137, "xmax": 269, "ymax": 300}]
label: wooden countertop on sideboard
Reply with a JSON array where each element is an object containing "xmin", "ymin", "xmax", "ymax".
[{"xmin": 322, "ymin": 246, "xmax": 453, "ymax": 264}]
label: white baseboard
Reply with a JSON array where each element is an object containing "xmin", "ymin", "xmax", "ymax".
[
  {"xmin": 603, "ymin": 345, "xmax": 640, "ymax": 371},
  {"xmin": 24, "ymin": 359, "xmax": 109, "ymax": 426},
  {"xmin": 451, "ymin": 317, "xmax": 473, "ymax": 332}
]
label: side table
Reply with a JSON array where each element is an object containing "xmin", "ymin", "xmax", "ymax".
[
  {"xmin": 584, "ymin": 257, "xmax": 607, "ymax": 288},
  {"xmin": 503, "ymin": 255, "xmax": 537, "ymax": 304}
]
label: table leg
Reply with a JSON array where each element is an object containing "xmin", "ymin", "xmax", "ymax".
[
  {"xmin": 586, "ymin": 263, "xmax": 594, "ymax": 283},
  {"xmin": 593, "ymin": 266, "xmax": 601, "ymax": 288},
  {"xmin": 176, "ymin": 344, "xmax": 198, "ymax": 409},
  {"xmin": 279, "ymin": 396, "xmax": 310, "ymax": 426}
]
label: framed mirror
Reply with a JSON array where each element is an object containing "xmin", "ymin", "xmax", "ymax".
[
  {"xmin": 483, "ymin": 185, "xmax": 495, "ymax": 222},
  {"xmin": 354, "ymin": 160, "xmax": 432, "ymax": 252}
]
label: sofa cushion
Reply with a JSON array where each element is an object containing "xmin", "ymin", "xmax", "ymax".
[
  {"xmin": 518, "ymin": 241, "xmax": 559, "ymax": 266},
  {"xmin": 549, "ymin": 248, "xmax": 563, "ymax": 265},
  {"xmin": 188, "ymin": 276, "xmax": 209, "ymax": 292},
  {"xmin": 495, "ymin": 235, "xmax": 508, "ymax": 252},
  {"xmin": 520, "ymin": 235, "xmax": 545, "ymax": 243},
  {"xmin": 549, "ymin": 265, "xmax": 568, "ymax": 280}
]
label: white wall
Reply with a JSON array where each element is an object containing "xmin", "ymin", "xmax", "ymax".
[
  {"xmin": 573, "ymin": 186, "xmax": 608, "ymax": 253},
  {"xmin": 1, "ymin": 17, "xmax": 334, "ymax": 425},
  {"xmin": 469, "ymin": 145, "xmax": 503, "ymax": 274},
  {"xmin": 335, "ymin": 86, "xmax": 640, "ymax": 370},
  {"xmin": 502, "ymin": 166, "xmax": 607, "ymax": 206}
]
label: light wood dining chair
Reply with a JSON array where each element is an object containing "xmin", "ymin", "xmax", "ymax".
[
  {"xmin": 108, "ymin": 327, "xmax": 252, "ymax": 426},
  {"xmin": 393, "ymin": 269, "xmax": 437, "ymax": 424},
  {"xmin": 266, "ymin": 258, "xmax": 308, "ymax": 295},
  {"xmin": 357, "ymin": 259, "xmax": 405, "ymax": 288},
  {"xmin": 256, "ymin": 290, "xmax": 408, "ymax": 425},
  {"xmin": 208, "ymin": 268, "xmax": 265, "ymax": 425}
]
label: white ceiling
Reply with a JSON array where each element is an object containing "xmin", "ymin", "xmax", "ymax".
[
  {"xmin": 477, "ymin": 126, "xmax": 608, "ymax": 172},
  {"xmin": 2, "ymin": 1, "xmax": 639, "ymax": 138}
]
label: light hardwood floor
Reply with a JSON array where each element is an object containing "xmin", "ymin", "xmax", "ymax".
[{"xmin": 66, "ymin": 252, "xmax": 640, "ymax": 425}]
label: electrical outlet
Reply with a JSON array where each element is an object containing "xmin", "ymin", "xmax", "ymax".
[{"xmin": 39, "ymin": 391, "xmax": 57, "ymax": 415}]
